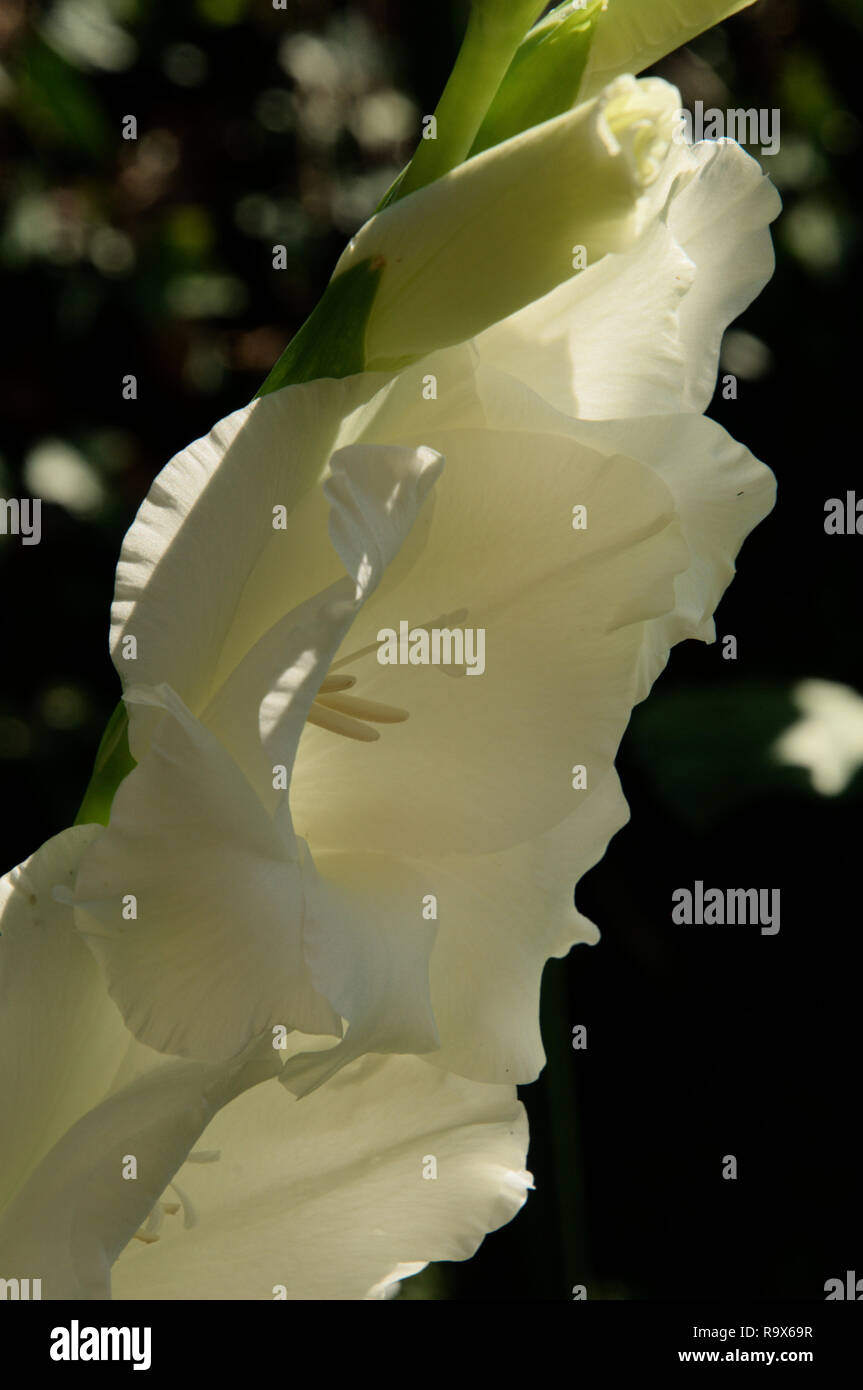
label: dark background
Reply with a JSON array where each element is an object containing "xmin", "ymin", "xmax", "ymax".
[{"xmin": 1, "ymin": 0, "xmax": 860, "ymax": 1300}]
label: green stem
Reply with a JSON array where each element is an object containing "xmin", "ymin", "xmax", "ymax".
[{"xmin": 395, "ymin": 0, "xmax": 544, "ymax": 201}]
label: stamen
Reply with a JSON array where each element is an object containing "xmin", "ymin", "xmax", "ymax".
[
  {"xmin": 169, "ymin": 1181, "xmax": 198, "ymax": 1231},
  {"xmin": 317, "ymin": 674, "xmax": 357, "ymax": 695},
  {"xmin": 131, "ymin": 1160, "xmax": 217, "ymax": 1246},
  {"xmin": 144, "ymin": 1204, "xmax": 165, "ymax": 1235},
  {"xmin": 307, "ymin": 703, "xmax": 381, "ymax": 742},
  {"xmin": 314, "ymin": 693, "xmax": 409, "ymax": 724},
  {"xmin": 133, "ymin": 1201, "xmax": 166, "ymax": 1244}
]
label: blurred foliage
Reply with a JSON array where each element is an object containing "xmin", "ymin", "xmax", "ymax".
[{"xmin": 1, "ymin": 0, "xmax": 861, "ymax": 1300}]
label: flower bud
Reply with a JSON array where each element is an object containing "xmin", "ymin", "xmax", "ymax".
[
  {"xmin": 470, "ymin": 0, "xmax": 605, "ymax": 156},
  {"xmin": 334, "ymin": 75, "xmax": 683, "ymax": 368}
]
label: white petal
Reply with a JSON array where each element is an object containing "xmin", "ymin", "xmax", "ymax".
[
  {"xmin": 476, "ymin": 140, "xmax": 779, "ymax": 420},
  {"xmin": 199, "ymin": 579, "xmax": 359, "ymax": 812},
  {"xmin": 668, "ymin": 140, "xmax": 782, "ymax": 411},
  {"xmin": 291, "ymin": 367, "xmax": 689, "ymax": 857},
  {"xmin": 291, "ymin": 772, "xmax": 627, "ymax": 1089},
  {"xmin": 0, "ymin": 827, "xmax": 130, "ymax": 1217},
  {"xmin": 475, "ymin": 216, "xmax": 695, "ymax": 418},
  {"xmin": 421, "ymin": 771, "xmax": 628, "ymax": 1083},
  {"xmin": 111, "ymin": 375, "xmax": 380, "ymax": 761},
  {"xmin": 195, "ymin": 444, "xmax": 442, "ymax": 810},
  {"xmin": 0, "ymin": 1037, "xmax": 280, "ymax": 1299},
  {"xmin": 581, "ymin": 0, "xmax": 755, "ymax": 100},
  {"xmin": 325, "ymin": 443, "xmax": 443, "ymax": 597},
  {"xmin": 72, "ymin": 683, "xmax": 342, "ymax": 1061},
  {"xmin": 110, "ymin": 1054, "xmax": 530, "ymax": 1300},
  {"xmin": 282, "ymin": 852, "xmax": 441, "ymax": 1096},
  {"xmin": 402, "ymin": 358, "xmax": 773, "ymax": 687},
  {"xmin": 561, "ymin": 411, "xmax": 775, "ymax": 695}
]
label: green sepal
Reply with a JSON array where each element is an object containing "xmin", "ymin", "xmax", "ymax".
[
  {"xmin": 393, "ymin": 0, "xmax": 545, "ymax": 202},
  {"xmin": 74, "ymin": 701, "xmax": 136, "ymax": 828},
  {"xmin": 256, "ymin": 257, "xmax": 385, "ymax": 395},
  {"xmin": 469, "ymin": 0, "xmax": 604, "ymax": 157}
]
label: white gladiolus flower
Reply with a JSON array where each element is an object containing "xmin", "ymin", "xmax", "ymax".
[
  {"xmin": 67, "ymin": 95, "xmax": 779, "ymax": 1096},
  {"xmin": 0, "ymin": 4, "xmax": 781, "ymax": 1291}
]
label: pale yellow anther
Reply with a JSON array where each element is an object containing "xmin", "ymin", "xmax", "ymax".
[
  {"xmin": 307, "ymin": 702, "xmax": 381, "ymax": 742},
  {"xmin": 313, "ymin": 693, "xmax": 409, "ymax": 724},
  {"xmin": 317, "ymin": 674, "xmax": 357, "ymax": 694}
]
